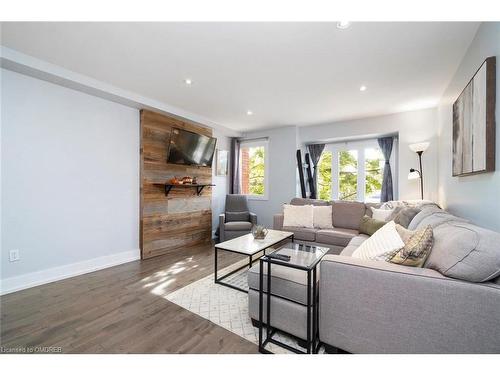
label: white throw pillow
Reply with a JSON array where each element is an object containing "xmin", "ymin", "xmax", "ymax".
[
  {"xmin": 313, "ymin": 205, "xmax": 333, "ymax": 229},
  {"xmin": 283, "ymin": 204, "xmax": 314, "ymax": 228},
  {"xmin": 352, "ymin": 221, "xmax": 404, "ymax": 261},
  {"xmin": 370, "ymin": 207, "xmax": 394, "ymax": 221}
]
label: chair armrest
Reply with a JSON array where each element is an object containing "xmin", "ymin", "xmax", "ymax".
[
  {"xmin": 319, "ymin": 255, "xmax": 500, "ymax": 353},
  {"xmin": 218, "ymin": 214, "xmax": 226, "ymax": 241},
  {"xmin": 273, "ymin": 213, "xmax": 284, "ymax": 230},
  {"xmin": 249, "ymin": 212, "xmax": 257, "ymax": 225}
]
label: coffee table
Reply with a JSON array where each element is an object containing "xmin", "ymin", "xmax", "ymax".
[{"xmin": 214, "ymin": 229, "xmax": 294, "ymax": 293}]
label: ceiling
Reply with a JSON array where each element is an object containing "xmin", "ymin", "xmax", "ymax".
[{"xmin": 0, "ymin": 22, "xmax": 479, "ymax": 131}]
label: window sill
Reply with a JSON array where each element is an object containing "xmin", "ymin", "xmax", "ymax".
[{"xmin": 247, "ymin": 195, "xmax": 269, "ymax": 201}]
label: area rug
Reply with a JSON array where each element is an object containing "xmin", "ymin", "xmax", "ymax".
[{"xmin": 163, "ymin": 260, "xmax": 319, "ymax": 354}]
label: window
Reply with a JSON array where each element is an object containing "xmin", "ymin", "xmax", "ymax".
[
  {"xmin": 240, "ymin": 140, "xmax": 268, "ymax": 199},
  {"xmin": 339, "ymin": 150, "xmax": 358, "ymax": 201},
  {"xmin": 315, "ymin": 139, "xmax": 396, "ymax": 202},
  {"xmin": 317, "ymin": 151, "xmax": 332, "ymax": 200},
  {"xmin": 364, "ymin": 148, "xmax": 384, "ymax": 203}
]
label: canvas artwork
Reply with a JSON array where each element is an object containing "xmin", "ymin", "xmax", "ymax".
[
  {"xmin": 216, "ymin": 149, "xmax": 229, "ymax": 176},
  {"xmin": 452, "ymin": 56, "xmax": 496, "ymax": 176}
]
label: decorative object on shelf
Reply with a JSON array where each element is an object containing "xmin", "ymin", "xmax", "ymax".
[
  {"xmin": 169, "ymin": 177, "xmax": 181, "ymax": 185},
  {"xmin": 452, "ymin": 56, "xmax": 496, "ymax": 177},
  {"xmin": 216, "ymin": 149, "xmax": 229, "ymax": 176},
  {"xmin": 158, "ymin": 183, "xmax": 216, "ymax": 196},
  {"xmin": 181, "ymin": 176, "xmax": 193, "ymax": 184},
  {"xmin": 408, "ymin": 142, "xmax": 430, "ymax": 200},
  {"xmin": 251, "ymin": 225, "xmax": 268, "ymax": 239}
]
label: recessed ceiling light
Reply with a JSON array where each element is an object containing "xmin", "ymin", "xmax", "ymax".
[
  {"xmin": 246, "ymin": 110, "xmax": 253, "ymax": 116},
  {"xmin": 337, "ymin": 21, "xmax": 351, "ymax": 29},
  {"xmin": 360, "ymin": 85, "xmax": 367, "ymax": 92},
  {"xmin": 184, "ymin": 78, "xmax": 193, "ymax": 85}
]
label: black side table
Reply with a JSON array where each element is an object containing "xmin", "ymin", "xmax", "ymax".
[{"xmin": 258, "ymin": 243, "xmax": 329, "ymax": 354}]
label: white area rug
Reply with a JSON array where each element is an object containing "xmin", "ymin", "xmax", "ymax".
[{"xmin": 164, "ymin": 261, "xmax": 315, "ymax": 354}]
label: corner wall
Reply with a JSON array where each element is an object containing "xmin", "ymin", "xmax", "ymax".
[
  {"xmin": 1, "ymin": 69, "xmax": 140, "ymax": 293},
  {"xmin": 437, "ymin": 22, "xmax": 500, "ymax": 231}
]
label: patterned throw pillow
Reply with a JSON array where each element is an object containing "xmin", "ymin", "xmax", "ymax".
[{"xmin": 387, "ymin": 225, "xmax": 434, "ymax": 267}]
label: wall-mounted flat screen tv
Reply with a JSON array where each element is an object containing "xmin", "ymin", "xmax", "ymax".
[{"xmin": 167, "ymin": 128, "xmax": 217, "ymax": 167}]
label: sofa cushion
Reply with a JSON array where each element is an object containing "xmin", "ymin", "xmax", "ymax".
[
  {"xmin": 283, "ymin": 204, "xmax": 314, "ymax": 228},
  {"xmin": 370, "ymin": 207, "xmax": 394, "ymax": 221},
  {"xmin": 392, "ymin": 207, "xmax": 421, "ymax": 228},
  {"xmin": 316, "ymin": 228, "xmax": 359, "ymax": 247},
  {"xmin": 359, "ymin": 215, "xmax": 386, "ymax": 235},
  {"xmin": 224, "ymin": 221, "xmax": 253, "ymax": 231},
  {"xmin": 313, "ymin": 205, "xmax": 333, "ymax": 229},
  {"xmin": 282, "ymin": 226, "xmax": 317, "ymax": 241},
  {"xmin": 225, "ymin": 211, "xmax": 250, "ymax": 222},
  {"xmin": 331, "ymin": 200, "xmax": 367, "ymax": 230},
  {"xmin": 408, "ymin": 206, "xmax": 465, "ymax": 231},
  {"xmin": 352, "ymin": 221, "xmax": 405, "ymax": 261},
  {"xmin": 340, "ymin": 244, "xmax": 358, "ymax": 257},
  {"xmin": 424, "ymin": 221, "xmax": 500, "ymax": 282},
  {"xmin": 349, "ymin": 234, "xmax": 370, "ymax": 247},
  {"xmin": 290, "ymin": 197, "xmax": 329, "ymax": 206},
  {"xmin": 248, "ymin": 259, "xmax": 314, "ymax": 305}
]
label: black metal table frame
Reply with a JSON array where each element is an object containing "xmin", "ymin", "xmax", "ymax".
[
  {"xmin": 214, "ymin": 233, "xmax": 294, "ymax": 293},
  {"xmin": 258, "ymin": 249, "xmax": 323, "ymax": 354}
]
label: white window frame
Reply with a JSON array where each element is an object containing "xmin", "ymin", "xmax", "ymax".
[
  {"xmin": 320, "ymin": 138, "xmax": 398, "ymax": 202},
  {"xmin": 239, "ymin": 139, "xmax": 269, "ymax": 201}
]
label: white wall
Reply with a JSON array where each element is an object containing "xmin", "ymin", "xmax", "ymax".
[
  {"xmin": 300, "ymin": 108, "xmax": 439, "ymax": 203},
  {"xmin": 1, "ymin": 69, "xmax": 140, "ymax": 292},
  {"xmin": 211, "ymin": 129, "xmax": 231, "ymax": 236},
  {"xmin": 242, "ymin": 126, "xmax": 299, "ymax": 227},
  {"xmin": 437, "ymin": 22, "xmax": 500, "ymax": 231}
]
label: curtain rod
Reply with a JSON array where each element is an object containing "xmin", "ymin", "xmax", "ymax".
[
  {"xmin": 304, "ymin": 133, "xmax": 398, "ymax": 146},
  {"xmin": 238, "ymin": 136, "xmax": 269, "ymax": 143}
]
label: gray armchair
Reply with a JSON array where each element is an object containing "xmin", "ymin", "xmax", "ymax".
[{"xmin": 219, "ymin": 194, "xmax": 257, "ymax": 242}]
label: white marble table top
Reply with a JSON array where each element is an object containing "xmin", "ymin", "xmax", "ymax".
[{"xmin": 215, "ymin": 229, "xmax": 294, "ymax": 255}]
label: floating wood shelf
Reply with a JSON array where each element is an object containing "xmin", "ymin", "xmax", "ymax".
[{"xmin": 155, "ymin": 183, "xmax": 216, "ymax": 196}]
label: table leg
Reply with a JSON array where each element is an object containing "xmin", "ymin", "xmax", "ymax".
[
  {"xmin": 266, "ymin": 260, "xmax": 271, "ymax": 343},
  {"xmin": 214, "ymin": 247, "xmax": 218, "ymax": 283},
  {"xmin": 307, "ymin": 269, "xmax": 311, "ymax": 354},
  {"xmin": 258, "ymin": 259, "xmax": 264, "ymax": 352},
  {"xmin": 312, "ymin": 266, "xmax": 317, "ymax": 354}
]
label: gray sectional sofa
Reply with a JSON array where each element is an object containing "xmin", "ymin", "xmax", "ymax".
[
  {"xmin": 273, "ymin": 197, "xmax": 379, "ymax": 253},
  {"xmin": 253, "ymin": 198, "xmax": 500, "ymax": 353}
]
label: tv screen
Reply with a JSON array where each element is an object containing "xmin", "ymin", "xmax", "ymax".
[{"xmin": 167, "ymin": 128, "xmax": 217, "ymax": 167}]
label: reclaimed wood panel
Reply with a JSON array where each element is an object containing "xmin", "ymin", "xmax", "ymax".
[{"xmin": 140, "ymin": 109, "xmax": 213, "ymax": 259}]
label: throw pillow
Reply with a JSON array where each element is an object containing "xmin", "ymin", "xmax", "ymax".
[
  {"xmin": 352, "ymin": 221, "xmax": 405, "ymax": 261},
  {"xmin": 388, "ymin": 225, "xmax": 434, "ymax": 267},
  {"xmin": 359, "ymin": 215, "xmax": 386, "ymax": 236},
  {"xmin": 313, "ymin": 205, "xmax": 333, "ymax": 229},
  {"xmin": 283, "ymin": 204, "xmax": 314, "ymax": 228},
  {"xmin": 225, "ymin": 211, "xmax": 250, "ymax": 222},
  {"xmin": 393, "ymin": 207, "xmax": 421, "ymax": 228},
  {"xmin": 370, "ymin": 207, "xmax": 394, "ymax": 221}
]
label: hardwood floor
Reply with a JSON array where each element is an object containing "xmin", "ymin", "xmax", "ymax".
[{"xmin": 0, "ymin": 244, "xmax": 258, "ymax": 353}]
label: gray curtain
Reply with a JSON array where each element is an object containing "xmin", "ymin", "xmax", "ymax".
[
  {"xmin": 377, "ymin": 137, "xmax": 394, "ymax": 202},
  {"xmin": 307, "ymin": 144, "xmax": 325, "ymax": 197},
  {"xmin": 229, "ymin": 138, "xmax": 241, "ymax": 194}
]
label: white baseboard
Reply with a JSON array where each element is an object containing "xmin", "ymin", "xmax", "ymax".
[{"xmin": 0, "ymin": 249, "xmax": 141, "ymax": 295}]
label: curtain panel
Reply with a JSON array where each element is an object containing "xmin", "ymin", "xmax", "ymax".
[{"xmin": 377, "ymin": 136, "xmax": 394, "ymax": 202}]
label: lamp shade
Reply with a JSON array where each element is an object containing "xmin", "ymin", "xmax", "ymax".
[
  {"xmin": 408, "ymin": 170, "xmax": 420, "ymax": 180},
  {"xmin": 409, "ymin": 142, "xmax": 430, "ymax": 153}
]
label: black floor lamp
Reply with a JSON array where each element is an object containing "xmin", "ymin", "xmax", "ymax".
[{"xmin": 408, "ymin": 142, "xmax": 429, "ymax": 200}]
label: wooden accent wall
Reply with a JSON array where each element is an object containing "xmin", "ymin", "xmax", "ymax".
[{"xmin": 140, "ymin": 110, "xmax": 213, "ymax": 259}]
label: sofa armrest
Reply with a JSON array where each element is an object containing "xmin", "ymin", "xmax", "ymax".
[
  {"xmin": 273, "ymin": 213, "xmax": 284, "ymax": 230},
  {"xmin": 219, "ymin": 214, "xmax": 226, "ymax": 242},
  {"xmin": 249, "ymin": 212, "xmax": 257, "ymax": 225},
  {"xmin": 319, "ymin": 255, "xmax": 500, "ymax": 353}
]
